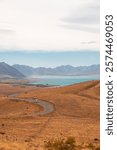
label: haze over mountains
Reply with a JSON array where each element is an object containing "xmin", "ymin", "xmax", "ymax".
[{"xmin": 0, "ymin": 62, "xmax": 100, "ymax": 79}]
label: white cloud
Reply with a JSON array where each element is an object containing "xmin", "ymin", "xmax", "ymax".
[
  {"xmin": 60, "ymin": 0, "xmax": 99, "ymax": 33},
  {"xmin": 0, "ymin": 0, "xmax": 99, "ymax": 51}
]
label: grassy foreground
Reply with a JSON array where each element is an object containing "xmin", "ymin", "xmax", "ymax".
[{"xmin": 0, "ymin": 80, "xmax": 100, "ymax": 150}]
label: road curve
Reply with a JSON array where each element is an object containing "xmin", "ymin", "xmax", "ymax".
[{"xmin": 9, "ymin": 94, "xmax": 54, "ymax": 116}]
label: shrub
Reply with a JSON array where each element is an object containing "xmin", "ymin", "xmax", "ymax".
[{"xmin": 44, "ymin": 137, "xmax": 77, "ymax": 150}]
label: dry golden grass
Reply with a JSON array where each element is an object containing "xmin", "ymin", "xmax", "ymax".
[{"xmin": 0, "ymin": 80, "xmax": 100, "ymax": 150}]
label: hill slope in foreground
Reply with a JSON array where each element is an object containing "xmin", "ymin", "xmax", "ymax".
[{"xmin": 0, "ymin": 80, "xmax": 100, "ymax": 150}]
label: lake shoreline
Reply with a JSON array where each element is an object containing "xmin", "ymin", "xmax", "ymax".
[{"xmin": 0, "ymin": 76, "xmax": 100, "ymax": 88}]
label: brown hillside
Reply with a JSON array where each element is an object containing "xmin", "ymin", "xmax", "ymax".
[{"xmin": 0, "ymin": 80, "xmax": 100, "ymax": 150}]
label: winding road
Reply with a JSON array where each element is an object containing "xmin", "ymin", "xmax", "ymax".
[{"xmin": 9, "ymin": 93, "xmax": 54, "ymax": 116}]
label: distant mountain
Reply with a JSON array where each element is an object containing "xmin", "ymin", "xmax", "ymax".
[
  {"xmin": 0, "ymin": 62, "xmax": 25, "ymax": 79},
  {"xmin": 12, "ymin": 64, "xmax": 100, "ymax": 77},
  {"xmin": 53, "ymin": 64, "xmax": 100, "ymax": 76},
  {"xmin": 0, "ymin": 62, "xmax": 99, "ymax": 79},
  {"xmin": 13, "ymin": 64, "xmax": 34, "ymax": 76}
]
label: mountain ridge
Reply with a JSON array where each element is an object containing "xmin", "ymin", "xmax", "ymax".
[
  {"xmin": 13, "ymin": 64, "xmax": 100, "ymax": 76},
  {"xmin": 0, "ymin": 62, "xmax": 25, "ymax": 79},
  {"xmin": 0, "ymin": 62, "xmax": 100, "ymax": 78}
]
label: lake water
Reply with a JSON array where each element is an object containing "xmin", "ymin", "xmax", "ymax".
[{"xmin": 30, "ymin": 75, "xmax": 100, "ymax": 86}]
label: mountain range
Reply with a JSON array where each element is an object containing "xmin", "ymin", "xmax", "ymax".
[
  {"xmin": 13, "ymin": 64, "xmax": 100, "ymax": 76},
  {"xmin": 0, "ymin": 62, "xmax": 100, "ymax": 79}
]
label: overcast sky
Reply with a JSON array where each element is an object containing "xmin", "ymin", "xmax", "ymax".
[{"xmin": 0, "ymin": 0, "xmax": 99, "ymax": 51}]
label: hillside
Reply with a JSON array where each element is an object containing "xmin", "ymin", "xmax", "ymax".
[
  {"xmin": 0, "ymin": 80, "xmax": 100, "ymax": 149},
  {"xmin": 0, "ymin": 62, "xmax": 25, "ymax": 79}
]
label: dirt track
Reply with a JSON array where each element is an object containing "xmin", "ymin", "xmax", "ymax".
[{"xmin": 9, "ymin": 93, "xmax": 54, "ymax": 116}]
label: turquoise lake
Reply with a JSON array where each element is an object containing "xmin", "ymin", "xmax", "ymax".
[{"xmin": 31, "ymin": 75, "xmax": 100, "ymax": 86}]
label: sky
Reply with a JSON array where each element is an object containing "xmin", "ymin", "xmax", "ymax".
[
  {"xmin": 0, "ymin": 0, "xmax": 99, "ymax": 67},
  {"xmin": 0, "ymin": 51, "xmax": 99, "ymax": 67},
  {"xmin": 0, "ymin": 0, "xmax": 100, "ymax": 51}
]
